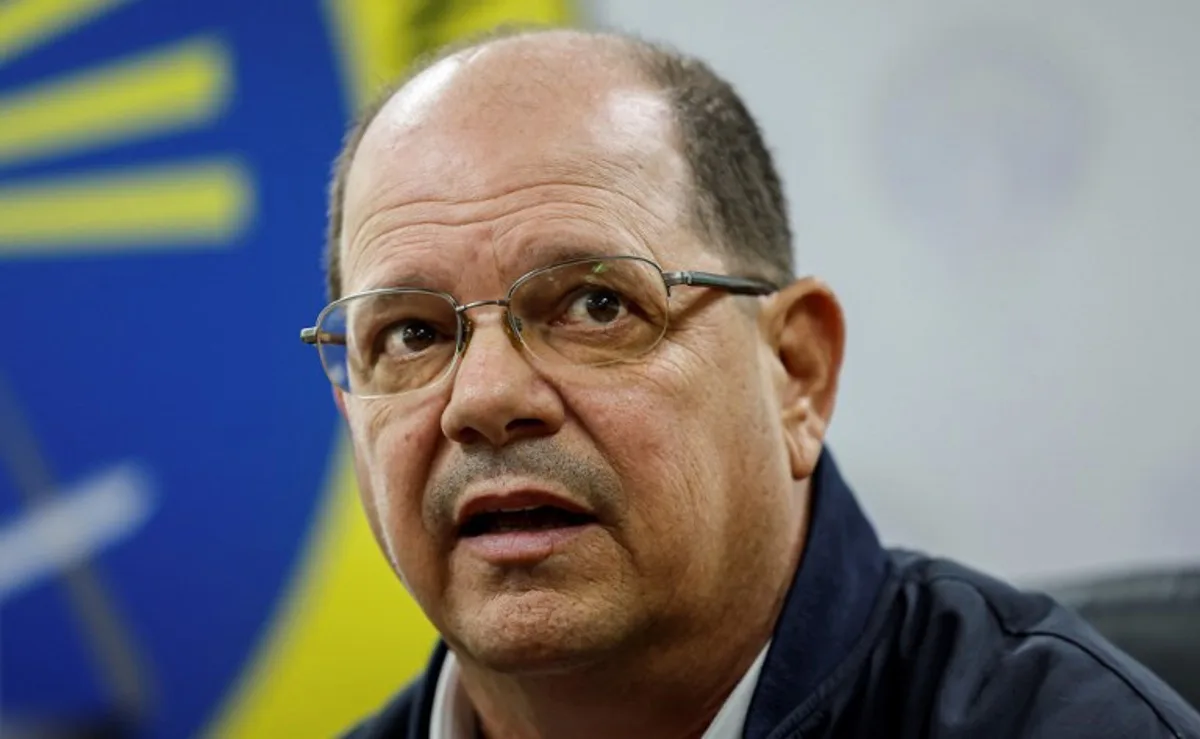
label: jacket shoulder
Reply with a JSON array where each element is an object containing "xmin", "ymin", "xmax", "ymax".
[
  {"xmin": 340, "ymin": 643, "xmax": 446, "ymax": 738},
  {"xmin": 339, "ymin": 681, "xmax": 423, "ymax": 739},
  {"xmin": 883, "ymin": 551, "xmax": 1200, "ymax": 737}
]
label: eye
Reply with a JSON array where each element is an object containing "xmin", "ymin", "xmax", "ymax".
[
  {"xmin": 380, "ymin": 319, "xmax": 447, "ymax": 357},
  {"xmin": 564, "ymin": 287, "xmax": 626, "ymax": 325}
]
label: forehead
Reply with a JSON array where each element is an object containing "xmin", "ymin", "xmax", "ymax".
[{"xmin": 338, "ymin": 42, "xmax": 703, "ymax": 294}]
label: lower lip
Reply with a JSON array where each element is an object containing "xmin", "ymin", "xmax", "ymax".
[{"xmin": 458, "ymin": 524, "xmax": 594, "ymax": 565}]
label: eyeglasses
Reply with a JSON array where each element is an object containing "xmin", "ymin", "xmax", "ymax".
[{"xmin": 300, "ymin": 255, "xmax": 777, "ymax": 398}]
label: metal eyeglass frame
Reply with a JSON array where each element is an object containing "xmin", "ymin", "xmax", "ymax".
[{"xmin": 299, "ymin": 255, "xmax": 778, "ymax": 391}]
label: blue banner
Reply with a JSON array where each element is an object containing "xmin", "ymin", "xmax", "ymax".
[{"xmin": 0, "ymin": 1, "xmax": 346, "ymax": 735}]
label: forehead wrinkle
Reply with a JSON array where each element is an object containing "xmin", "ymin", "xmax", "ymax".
[
  {"xmin": 340, "ymin": 182, "xmax": 540, "ymax": 296},
  {"xmin": 343, "ymin": 236, "xmax": 447, "ymax": 294},
  {"xmin": 345, "ymin": 206, "xmax": 657, "ymax": 297},
  {"xmin": 492, "ymin": 217, "xmax": 652, "ymax": 272},
  {"xmin": 345, "ymin": 150, "xmax": 675, "ymax": 234},
  {"xmin": 343, "ymin": 173, "xmax": 678, "ymax": 287}
]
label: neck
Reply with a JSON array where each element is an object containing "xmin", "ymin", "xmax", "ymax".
[
  {"xmin": 458, "ymin": 626, "xmax": 772, "ymax": 739},
  {"xmin": 456, "ymin": 504, "xmax": 809, "ymax": 739}
]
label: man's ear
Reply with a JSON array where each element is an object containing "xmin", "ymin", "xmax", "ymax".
[
  {"xmin": 760, "ymin": 277, "xmax": 845, "ymax": 480},
  {"xmin": 333, "ymin": 386, "xmax": 349, "ymax": 420}
]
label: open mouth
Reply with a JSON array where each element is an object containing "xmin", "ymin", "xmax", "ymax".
[{"xmin": 458, "ymin": 506, "xmax": 597, "ymax": 538}]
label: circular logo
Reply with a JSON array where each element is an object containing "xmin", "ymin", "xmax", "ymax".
[{"xmin": 0, "ymin": 2, "xmax": 345, "ymax": 736}]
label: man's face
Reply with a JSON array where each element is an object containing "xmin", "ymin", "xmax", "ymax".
[{"xmin": 336, "ymin": 44, "xmax": 806, "ymax": 672}]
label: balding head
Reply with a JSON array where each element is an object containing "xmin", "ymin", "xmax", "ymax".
[
  {"xmin": 363, "ymin": 30, "xmax": 650, "ymax": 140},
  {"xmin": 324, "ymin": 28, "xmax": 792, "ymax": 301}
]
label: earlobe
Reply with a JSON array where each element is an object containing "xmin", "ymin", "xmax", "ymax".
[
  {"xmin": 783, "ymin": 402, "xmax": 829, "ymax": 478},
  {"xmin": 333, "ymin": 386, "xmax": 348, "ymax": 419},
  {"xmin": 764, "ymin": 278, "xmax": 845, "ymax": 480}
]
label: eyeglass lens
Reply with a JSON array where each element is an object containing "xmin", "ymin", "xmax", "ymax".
[{"xmin": 316, "ymin": 258, "xmax": 671, "ymax": 397}]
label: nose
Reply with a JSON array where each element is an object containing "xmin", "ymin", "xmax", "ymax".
[{"xmin": 440, "ymin": 310, "xmax": 564, "ymax": 447}]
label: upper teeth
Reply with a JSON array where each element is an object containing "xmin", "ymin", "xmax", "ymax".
[{"xmin": 496, "ymin": 506, "xmax": 542, "ymax": 513}]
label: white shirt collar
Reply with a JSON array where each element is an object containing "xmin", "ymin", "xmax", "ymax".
[
  {"xmin": 429, "ymin": 642, "xmax": 771, "ymax": 739},
  {"xmin": 429, "ymin": 647, "xmax": 475, "ymax": 739}
]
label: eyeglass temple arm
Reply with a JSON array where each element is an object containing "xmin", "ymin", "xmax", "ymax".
[
  {"xmin": 299, "ymin": 327, "xmax": 346, "ymax": 345},
  {"xmin": 662, "ymin": 270, "xmax": 777, "ymax": 296}
]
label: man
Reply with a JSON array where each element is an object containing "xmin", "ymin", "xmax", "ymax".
[{"xmin": 301, "ymin": 27, "xmax": 1200, "ymax": 739}]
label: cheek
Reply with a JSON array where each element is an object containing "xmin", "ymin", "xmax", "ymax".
[
  {"xmin": 568, "ymin": 367, "xmax": 747, "ymax": 560},
  {"xmin": 566, "ymin": 326, "xmax": 786, "ymax": 576},
  {"xmin": 345, "ymin": 397, "xmax": 446, "ymax": 589}
]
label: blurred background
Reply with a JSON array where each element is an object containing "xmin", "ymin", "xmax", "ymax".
[{"xmin": 0, "ymin": 0, "xmax": 1196, "ymax": 736}]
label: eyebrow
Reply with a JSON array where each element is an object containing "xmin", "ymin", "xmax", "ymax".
[
  {"xmin": 354, "ymin": 263, "xmax": 451, "ymax": 294},
  {"xmin": 505, "ymin": 238, "xmax": 647, "ymax": 275},
  {"xmin": 352, "ymin": 238, "xmax": 649, "ymax": 295}
]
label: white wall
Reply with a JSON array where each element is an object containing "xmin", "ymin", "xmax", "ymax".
[{"xmin": 587, "ymin": 1, "xmax": 1200, "ymax": 582}]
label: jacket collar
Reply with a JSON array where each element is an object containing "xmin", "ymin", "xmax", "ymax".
[{"xmin": 743, "ymin": 449, "xmax": 890, "ymax": 739}]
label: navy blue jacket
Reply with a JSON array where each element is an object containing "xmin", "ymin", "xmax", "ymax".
[{"xmin": 345, "ymin": 453, "xmax": 1200, "ymax": 738}]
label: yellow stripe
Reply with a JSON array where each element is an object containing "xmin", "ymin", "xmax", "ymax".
[
  {"xmin": 203, "ymin": 1, "xmax": 573, "ymax": 737},
  {"xmin": 204, "ymin": 439, "xmax": 439, "ymax": 739},
  {"xmin": 323, "ymin": 0, "xmax": 412, "ymax": 112},
  {"xmin": 424, "ymin": 0, "xmax": 573, "ymax": 50},
  {"xmin": 0, "ymin": 0, "xmax": 131, "ymax": 67},
  {"xmin": 0, "ymin": 37, "xmax": 232, "ymax": 169},
  {"xmin": 0, "ymin": 160, "xmax": 253, "ymax": 254},
  {"xmin": 324, "ymin": 0, "xmax": 574, "ymax": 113}
]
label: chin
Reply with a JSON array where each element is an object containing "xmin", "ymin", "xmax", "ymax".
[{"xmin": 448, "ymin": 587, "xmax": 631, "ymax": 674}]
